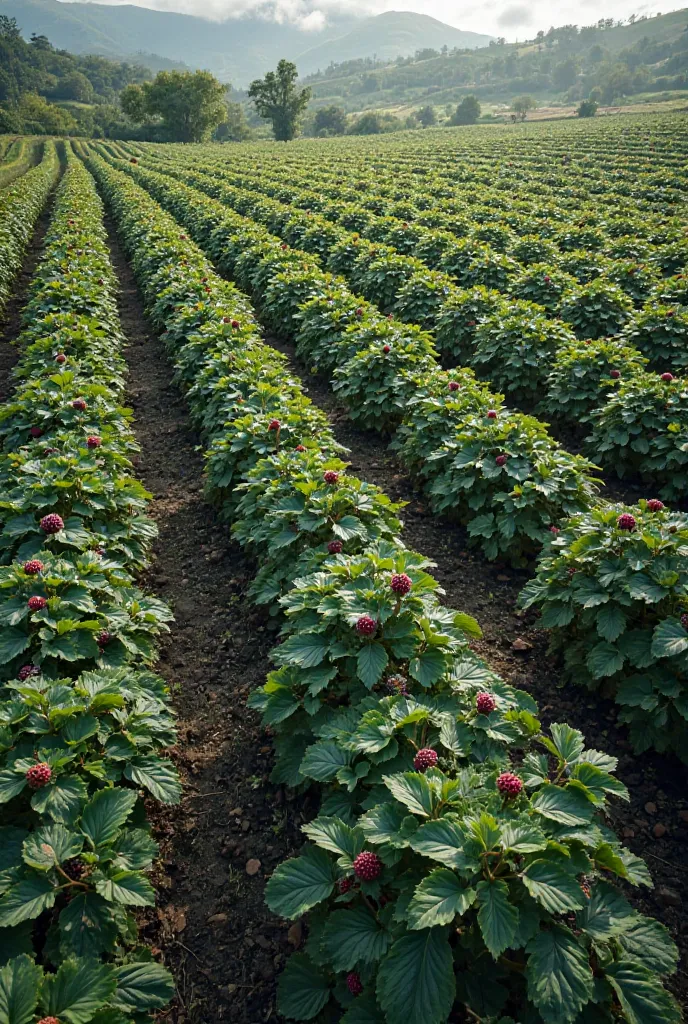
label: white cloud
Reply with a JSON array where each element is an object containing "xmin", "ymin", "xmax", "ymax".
[{"xmin": 76, "ymin": 0, "xmax": 685, "ymax": 37}]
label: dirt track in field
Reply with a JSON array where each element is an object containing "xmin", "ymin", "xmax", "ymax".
[{"xmin": 105, "ymin": 223, "xmax": 308, "ymax": 1024}]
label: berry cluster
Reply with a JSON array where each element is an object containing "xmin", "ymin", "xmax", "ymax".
[
  {"xmin": 496, "ymin": 772, "xmax": 523, "ymax": 798},
  {"xmin": 353, "ymin": 851, "xmax": 382, "ymax": 881},
  {"xmin": 23, "ymin": 560, "xmax": 44, "ymax": 575},
  {"xmin": 390, "ymin": 573, "xmax": 412, "ymax": 596},
  {"xmin": 40, "ymin": 513, "xmax": 64, "ymax": 534},
  {"xmin": 355, "ymin": 616, "xmax": 377, "ymax": 636},
  {"xmin": 617, "ymin": 513, "xmax": 637, "ymax": 532},
  {"xmin": 26, "ymin": 763, "xmax": 52, "ymax": 789},
  {"xmin": 414, "ymin": 748, "xmax": 438, "ymax": 772},
  {"xmin": 476, "ymin": 692, "xmax": 497, "ymax": 714}
]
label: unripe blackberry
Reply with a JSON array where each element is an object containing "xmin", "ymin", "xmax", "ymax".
[
  {"xmin": 338, "ymin": 876, "xmax": 355, "ymax": 894},
  {"xmin": 28, "ymin": 596, "xmax": 47, "ymax": 611},
  {"xmin": 382, "ymin": 344, "xmax": 391, "ymax": 354},
  {"xmin": 26, "ymin": 763, "xmax": 51, "ymax": 789},
  {"xmin": 86, "ymin": 436, "xmax": 101, "ymax": 448},
  {"xmin": 497, "ymin": 772, "xmax": 523, "ymax": 798},
  {"xmin": 390, "ymin": 573, "xmax": 412, "ymax": 596},
  {"xmin": 295, "ymin": 445, "xmax": 306, "ymax": 452},
  {"xmin": 448, "ymin": 381, "xmax": 460, "ymax": 392},
  {"xmin": 346, "ymin": 973, "xmax": 363, "ymax": 996},
  {"xmin": 328, "ymin": 541, "xmax": 343, "ymax": 554},
  {"xmin": 353, "ymin": 851, "xmax": 382, "ymax": 881},
  {"xmin": 549, "ymin": 526, "xmax": 560, "ymax": 534},
  {"xmin": 18, "ymin": 664, "xmax": 40, "ymax": 681},
  {"xmin": 97, "ymin": 630, "xmax": 112, "ymax": 647},
  {"xmin": 617, "ymin": 513, "xmax": 637, "ymax": 532},
  {"xmin": 647, "ymin": 499, "xmax": 665, "ymax": 512},
  {"xmin": 72, "ymin": 398, "xmax": 87, "ymax": 411},
  {"xmin": 495, "ymin": 454, "xmax": 507, "ymax": 466},
  {"xmin": 476, "ymin": 692, "xmax": 497, "ymax": 714},
  {"xmin": 23, "ymin": 560, "xmax": 44, "ymax": 575},
  {"xmin": 609, "ymin": 369, "xmax": 621, "ymax": 379},
  {"xmin": 355, "ymin": 616, "xmax": 377, "ymax": 636},
  {"xmin": 486, "ymin": 410, "xmax": 497, "ymax": 419},
  {"xmin": 414, "ymin": 748, "xmax": 438, "ymax": 772},
  {"xmin": 268, "ymin": 419, "xmax": 280, "ymax": 431},
  {"xmin": 55, "ymin": 353, "xmax": 66, "ymax": 364},
  {"xmin": 37, "ymin": 1019, "xmax": 61, "ymax": 1024},
  {"xmin": 385, "ymin": 673, "xmax": 409, "ymax": 696},
  {"xmin": 661, "ymin": 373, "xmax": 674, "ymax": 382},
  {"xmin": 40, "ymin": 513, "xmax": 64, "ymax": 534},
  {"xmin": 323, "ymin": 470, "xmax": 339, "ymax": 484},
  {"xmin": 30, "ymin": 427, "xmax": 43, "ymax": 438}
]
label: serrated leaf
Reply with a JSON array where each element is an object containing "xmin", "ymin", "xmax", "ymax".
[
  {"xmin": 521, "ymin": 860, "xmax": 584, "ymax": 914},
  {"xmin": 301, "ymin": 817, "xmax": 362, "ymax": 859},
  {"xmin": 0, "ymin": 629, "xmax": 30, "ymax": 667},
  {"xmin": 531, "ymin": 784, "xmax": 594, "ymax": 826},
  {"xmin": 0, "ymin": 954, "xmax": 41, "ymax": 1024},
  {"xmin": 123, "ymin": 756, "xmax": 181, "ymax": 804},
  {"xmin": 357, "ymin": 642, "xmax": 388, "ymax": 688},
  {"xmin": 382, "ymin": 772, "xmax": 435, "ymax": 817},
  {"xmin": 376, "ymin": 928, "xmax": 454, "ymax": 1024},
  {"xmin": 476, "ymin": 879, "xmax": 518, "ymax": 959},
  {"xmin": 651, "ymin": 618, "xmax": 688, "ymax": 660},
  {"xmin": 300, "ymin": 740, "xmax": 351, "ymax": 782},
  {"xmin": 276, "ymin": 953, "xmax": 331, "ymax": 1021},
  {"xmin": 407, "ymin": 869, "xmax": 476, "ymax": 930},
  {"xmin": 526, "ymin": 926, "xmax": 594, "ymax": 1024},
  {"xmin": 575, "ymin": 881, "xmax": 633, "ymax": 940},
  {"xmin": 59, "ymin": 892, "xmax": 118, "ymax": 958},
  {"xmin": 31, "ymin": 776, "xmax": 87, "ymax": 825},
  {"xmin": 409, "ymin": 816, "xmax": 470, "ymax": 870},
  {"xmin": 22, "ymin": 825, "xmax": 83, "ymax": 871},
  {"xmin": 0, "ymin": 876, "xmax": 56, "ymax": 927},
  {"xmin": 95, "ymin": 870, "xmax": 155, "ymax": 906},
  {"xmin": 0, "ymin": 774, "xmax": 26, "ymax": 805},
  {"xmin": 586, "ymin": 641, "xmax": 624, "ymax": 679},
  {"xmin": 275, "ymin": 632, "xmax": 329, "ymax": 669},
  {"xmin": 616, "ymin": 915, "xmax": 679, "ymax": 976},
  {"xmin": 265, "ymin": 847, "xmax": 335, "ymax": 919},
  {"xmin": 323, "ymin": 907, "xmax": 391, "ymax": 970},
  {"xmin": 41, "ymin": 958, "xmax": 115, "ymax": 1023},
  {"xmin": 111, "ymin": 962, "xmax": 174, "ymax": 1012},
  {"xmin": 80, "ymin": 789, "xmax": 137, "ymax": 848},
  {"xmin": 605, "ymin": 961, "xmax": 681, "ymax": 1024}
]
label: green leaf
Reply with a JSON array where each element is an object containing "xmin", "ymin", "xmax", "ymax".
[
  {"xmin": 407, "ymin": 869, "xmax": 476, "ymax": 930},
  {"xmin": 276, "ymin": 953, "xmax": 331, "ymax": 1021},
  {"xmin": 41, "ymin": 959, "xmax": 115, "ymax": 1023},
  {"xmin": 0, "ymin": 773, "xmax": 26, "ymax": 805},
  {"xmin": 301, "ymin": 817, "xmax": 361, "ymax": 859},
  {"xmin": 476, "ymin": 880, "xmax": 518, "ymax": 960},
  {"xmin": 526, "ymin": 926, "xmax": 594, "ymax": 1024},
  {"xmin": 409, "ymin": 649, "xmax": 446, "ymax": 687},
  {"xmin": 596, "ymin": 605, "xmax": 627, "ymax": 643},
  {"xmin": 123, "ymin": 756, "xmax": 181, "ymax": 804},
  {"xmin": 357, "ymin": 642, "xmax": 388, "ymax": 688},
  {"xmin": 358, "ymin": 803, "xmax": 409, "ymax": 848},
  {"xmin": 605, "ymin": 961, "xmax": 681, "ymax": 1024},
  {"xmin": 548, "ymin": 723, "xmax": 585, "ymax": 764},
  {"xmin": 111, "ymin": 962, "xmax": 174, "ymax": 1012},
  {"xmin": 80, "ymin": 789, "xmax": 138, "ymax": 848},
  {"xmin": 265, "ymin": 847, "xmax": 335, "ymax": 919},
  {"xmin": 376, "ymin": 929, "xmax": 454, "ymax": 1024},
  {"xmin": 575, "ymin": 881, "xmax": 633, "ymax": 940},
  {"xmin": 95, "ymin": 870, "xmax": 155, "ymax": 906},
  {"xmin": 31, "ymin": 776, "xmax": 87, "ymax": 825},
  {"xmin": 521, "ymin": 860, "xmax": 584, "ymax": 914},
  {"xmin": 0, "ymin": 954, "xmax": 41, "ymax": 1024},
  {"xmin": 0, "ymin": 876, "xmax": 56, "ymax": 927},
  {"xmin": 275, "ymin": 632, "xmax": 329, "ymax": 669},
  {"xmin": 651, "ymin": 618, "xmax": 688, "ymax": 660},
  {"xmin": 0, "ymin": 629, "xmax": 30, "ymax": 667},
  {"xmin": 383, "ymin": 772, "xmax": 435, "ymax": 817},
  {"xmin": 299, "ymin": 741, "xmax": 351, "ymax": 782},
  {"xmin": 531, "ymin": 784, "xmax": 595, "ymax": 826},
  {"xmin": 586, "ymin": 641, "xmax": 624, "ymax": 679},
  {"xmin": 499, "ymin": 823, "xmax": 548, "ymax": 854},
  {"xmin": 22, "ymin": 825, "xmax": 83, "ymax": 871},
  {"xmin": 409, "ymin": 816, "xmax": 469, "ymax": 870},
  {"xmin": 341, "ymin": 992, "xmax": 385, "ymax": 1023},
  {"xmin": 617, "ymin": 915, "xmax": 679, "ymax": 976},
  {"xmin": 323, "ymin": 907, "xmax": 391, "ymax": 970},
  {"xmin": 59, "ymin": 892, "xmax": 118, "ymax": 959}
]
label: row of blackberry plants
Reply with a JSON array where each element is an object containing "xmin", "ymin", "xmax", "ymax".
[
  {"xmin": 0, "ymin": 138, "xmax": 40, "ymax": 190},
  {"xmin": 101, "ymin": 151, "xmax": 688, "ymax": 763},
  {"xmin": 129, "ymin": 145, "xmax": 688, "ymax": 496},
  {"xmin": 0, "ymin": 141, "xmax": 60, "ymax": 318},
  {"xmin": 80, "ymin": 150, "xmax": 683, "ymax": 1024},
  {"xmin": 0, "ymin": 150, "xmax": 177, "ymax": 1021}
]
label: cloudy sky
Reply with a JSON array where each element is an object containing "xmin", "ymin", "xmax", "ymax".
[{"xmin": 75, "ymin": 0, "xmax": 682, "ymax": 37}]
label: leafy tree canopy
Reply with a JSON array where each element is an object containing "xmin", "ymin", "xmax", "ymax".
[
  {"xmin": 121, "ymin": 69, "xmax": 227, "ymax": 142},
  {"xmin": 248, "ymin": 59, "xmax": 311, "ymax": 141}
]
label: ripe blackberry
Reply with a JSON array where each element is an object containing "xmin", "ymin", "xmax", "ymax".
[
  {"xmin": 26, "ymin": 763, "xmax": 51, "ymax": 789},
  {"xmin": 497, "ymin": 772, "xmax": 523, "ymax": 798},
  {"xmin": 681, "ymin": 613, "xmax": 688, "ymax": 631},
  {"xmin": 268, "ymin": 419, "xmax": 280, "ymax": 431},
  {"xmin": 355, "ymin": 616, "xmax": 377, "ymax": 636},
  {"xmin": 476, "ymin": 692, "xmax": 497, "ymax": 714},
  {"xmin": 40, "ymin": 513, "xmax": 64, "ymax": 534},
  {"xmin": 231, "ymin": 320, "xmax": 240, "ymax": 329},
  {"xmin": 323, "ymin": 470, "xmax": 340, "ymax": 484},
  {"xmin": 328, "ymin": 541, "xmax": 343, "ymax": 554},
  {"xmin": 661, "ymin": 373, "xmax": 674, "ymax": 382},
  {"xmin": 390, "ymin": 573, "xmax": 412, "ymax": 596},
  {"xmin": 549, "ymin": 526, "xmax": 560, "ymax": 534},
  {"xmin": 495, "ymin": 454, "xmax": 507, "ymax": 467},
  {"xmin": 385, "ymin": 674, "xmax": 409, "ymax": 696},
  {"xmin": 97, "ymin": 631, "xmax": 112, "ymax": 647},
  {"xmin": 28, "ymin": 596, "xmax": 47, "ymax": 611},
  {"xmin": 295, "ymin": 445, "xmax": 307, "ymax": 452},
  {"xmin": 382, "ymin": 344, "xmax": 391, "ymax": 354},
  {"xmin": 18, "ymin": 664, "xmax": 40, "ymax": 681},
  {"xmin": 609, "ymin": 369, "xmax": 621, "ymax": 379},
  {"xmin": 448, "ymin": 381, "xmax": 460, "ymax": 392},
  {"xmin": 72, "ymin": 398, "xmax": 87, "ymax": 411},
  {"xmin": 37, "ymin": 1019, "xmax": 61, "ymax": 1024},
  {"xmin": 86, "ymin": 436, "xmax": 101, "ymax": 449},
  {"xmin": 353, "ymin": 851, "xmax": 382, "ymax": 881},
  {"xmin": 486, "ymin": 410, "xmax": 497, "ymax": 419},
  {"xmin": 23, "ymin": 560, "xmax": 44, "ymax": 575},
  {"xmin": 617, "ymin": 513, "xmax": 637, "ymax": 532},
  {"xmin": 647, "ymin": 499, "xmax": 665, "ymax": 512},
  {"xmin": 338, "ymin": 876, "xmax": 355, "ymax": 894},
  {"xmin": 30, "ymin": 427, "xmax": 43, "ymax": 438},
  {"xmin": 346, "ymin": 973, "xmax": 363, "ymax": 996},
  {"xmin": 356, "ymin": 307, "xmax": 363, "ymax": 316},
  {"xmin": 55, "ymin": 353, "xmax": 66, "ymax": 364},
  {"xmin": 63, "ymin": 858, "xmax": 86, "ymax": 880},
  {"xmin": 414, "ymin": 748, "xmax": 438, "ymax": 772}
]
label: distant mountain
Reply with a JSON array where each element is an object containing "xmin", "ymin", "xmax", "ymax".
[
  {"xmin": 297, "ymin": 12, "xmax": 493, "ymax": 76},
  {"xmin": 0, "ymin": 0, "xmax": 490, "ymax": 85}
]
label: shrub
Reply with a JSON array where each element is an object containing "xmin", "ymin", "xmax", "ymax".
[
  {"xmin": 604, "ymin": 261, "xmax": 660, "ymax": 306},
  {"xmin": 520, "ymin": 502, "xmax": 688, "ymax": 759},
  {"xmin": 294, "ymin": 286, "xmax": 379, "ymax": 373},
  {"xmin": 462, "ymin": 249, "xmax": 521, "ymax": 292},
  {"xmin": 350, "ymin": 250, "xmax": 426, "ymax": 313},
  {"xmin": 543, "ymin": 337, "xmax": 648, "ymax": 424},
  {"xmin": 394, "ymin": 269, "xmax": 458, "ymax": 329},
  {"xmin": 559, "ymin": 280, "xmax": 634, "ymax": 339},
  {"xmin": 620, "ymin": 303, "xmax": 688, "ymax": 371},
  {"xmin": 511, "ymin": 263, "xmax": 577, "ymax": 313},
  {"xmin": 432, "ymin": 286, "xmax": 508, "ymax": 365},
  {"xmin": 587, "ymin": 370, "xmax": 688, "ymax": 500}
]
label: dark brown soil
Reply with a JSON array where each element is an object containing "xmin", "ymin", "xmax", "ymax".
[
  {"xmin": 0, "ymin": 182, "xmax": 60, "ymax": 400},
  {"xmin": 104, "ymin": 224, "xmax": 307, "ymax": 1024},
  {"xmin": 269, "ymin": 334, "xmax": 688, "ymax": 1009}
]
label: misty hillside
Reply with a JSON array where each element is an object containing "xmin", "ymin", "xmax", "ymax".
[{"xmin": 0, "ymin": 0, "xmax": 490, "ymax": 85}]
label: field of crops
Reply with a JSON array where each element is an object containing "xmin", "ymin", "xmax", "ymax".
[{"xmin": 1, "ymin": 114, "xmax": 688, "ymax": 1024}]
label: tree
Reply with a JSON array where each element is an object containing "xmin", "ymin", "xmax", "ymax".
[
  {"xmin": 511, "ymin": 94, "xmax": 537, "ymax": 120},
  {"xmin": 248, "ymin": 59, "xmax": 311, "ymax": 142},
  {"xmin": 577, "ymin": 97, "xmax": 599, "ymax": 117},
  {"xmin": 449, "ymin": 95, "xmax": 481, "ymax": 125},
  {"xmin": 313, "ymin": 105, "xmax": 347, "ymax": 136},
  {"xmin": 53, "ymin": 71, "xmax": 94, "ymax": 103},
  {"xmin": 215, "ymin": 102, "xmax": 252, "ymax": 142},
  {"xmin": 17, "ymin": 93, "xmax": 78, "ymax": 134},
  {"xmin": 348, "ymin": 111, "xmax": 384, "ymax": 135},
  {"xmin": 552, "ymin": 58, "xmax": 578, "ymax": 91},
  {"xmin": 121, "ymin": 70, "xmax": 227, "ymax": 142},
  {"xmin": 416, "ymin": 104, "xmax": 437, "ymax": 127}
]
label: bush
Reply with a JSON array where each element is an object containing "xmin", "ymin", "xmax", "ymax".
[
  {"xmin": 559, "ymin": 279, "xmax": 634, "ymax": 339},
  {"xmin": 394, "ymin": 269, "xmax": 458, "ymax": 329},
  {"xmin": 432, "ymin": 286, "xmax": 508, "ymax": 364},
  {"xmin": 620, "ymin": 303, "xmax": 688, "ymax": 371},
  {"xmin": 520, "ymin": 502, "xmax": 688, "ymax": 759},
  {"xmin": 577, "ymin": 97, "xmax": 599, "ymax": 117},
  {"xmin": 604, "ymin": 261, "xmax": 660, "ymax": 306},
  {"xmin": 294, "ymin": 288, "xmax": 381, "ymax": 373},
  {"xmin": 511, "ymin": 263, "xmax": 577, "ymax": 313},
  {"xmin": 587, "ymin": 370, "xmax": 688, "ymax": 500},
  {"xmin": 473, "ymin": 303, "xmax": 576, "ymax": 404},
  {"xmin": 350, "ymin": 250, "xmax": 426, "ymax": 313},
  {"xmin": 543, "ymin": 337, "xmax": 648, "ymax": 424}
]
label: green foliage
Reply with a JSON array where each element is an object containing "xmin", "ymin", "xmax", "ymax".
[
  {"xmin": 432, "ymin": 286, "xmax": 508, "ymax": 364},
  {"xmin": 560, "ymin": 279, "xmax": 635, "ymax": 339},
  {"xmin": 521, "ymin": 502, "xmax": 688, "ymax": 759},
  {"xmin": 248, "ymin": 59, "xmax": 312, "ymax": 141},
  {"xmin": 121, "ymin": 70, "xmax": 228, "ymax": 142},
  {"xmin": 620, "ymin": 303, "xmax": 688, "ymax": 371},
  {"xmin": 577, "ymin": 98, "xmax": 599, "ymax": 117},
  {"xmin": 544, "ymin": 337, "xmax": 648, "ymax": 424},
  {"xmin": 449, "ymin": 95, "xmax": 481, "ymax": 124}
]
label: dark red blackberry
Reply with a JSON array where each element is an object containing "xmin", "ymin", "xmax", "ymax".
[
  {"xmin": 497, "ymin": 772, "xmax": 523, "ymax": 798},
  {"xmin": 40, "ymin": 513, "xmax": 64, "ymax": 534},
  {"xmin": 26, "ymin": 763, "xmax": 52, "ymax": 789},
  {"xmin": 353, "ymin": 851, "xmax": 382, "ymax": 881},
  {"xmin": 23, "ymin": 560, "xmax": 44, "ymax": 575},
  {"xmin": 476, "ymin": 692, "xmax": 497, "ymax": 714},
  {"xmin": 355, "ymin": 616, "xmax": 377, "ymax": 636},
  {"xmin": 28, "ymin": 596, "xmax": 47, "ymax": 611},
  {"xmin": 390, "ymin": 573, "xmax": 412, "ymax": 596},
  {"xmin": 414, "ymin": 748, "xmax": 438, "ymax": 772}
]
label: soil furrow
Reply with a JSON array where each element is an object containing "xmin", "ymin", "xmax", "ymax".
[
  {"xmin": 268, "ymin": 333, "xmax": 688, "ymax": 1002},
  {"xmin": 103, "ymin": 221, "xmax": 305, "ymax": 1024}
]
